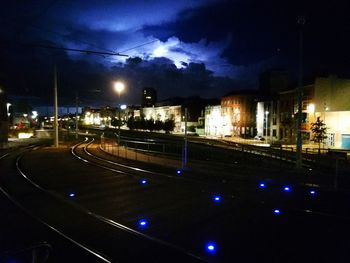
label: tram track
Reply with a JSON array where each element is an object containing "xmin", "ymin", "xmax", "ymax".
[
  {"xmin": 2, "ymin": 138, "xmax": 350, "ymax": 262},
  {"xmin": 73, "ymin": 137, "xmax": 350, "ymax": 222},
  {"xmin": 0, "ymin": 145, "xmax": 112, "ymax": 262},
  {"xmin": 1, "ymin": 141, "xmax": 206, "ymax": 262}
]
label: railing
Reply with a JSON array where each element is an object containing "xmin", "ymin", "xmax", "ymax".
[{"xmin": 100, "ymin": 135, "xmax": 183, "ymax": 167}]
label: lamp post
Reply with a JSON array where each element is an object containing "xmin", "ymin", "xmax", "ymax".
[
  {"xmin": 54, "ymin": 65, "xmax": 59, "ymax": 148},
  {"xmin": 265, "ymin": 111, "xmax": 269, "ymax": 143},
  {"xmin": 182, "ymin": 107, "xmax": 188, "ymax": 169},
  {"xmin": 75, "ymin": 91, "xmax": 79, "ymax": 139},
  {"xmin": 296, "ymin": 15, "xmax": 306, "ymax": 170},
  {"xmin": 113, "ymin": 81, "xmax": 125, "ymax": 145}
]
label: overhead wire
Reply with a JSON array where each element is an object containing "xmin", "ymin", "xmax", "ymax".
[
  {"xmin": 29, "ymin": 25, "xmax": 116, "ymax": 54},
  {"xmin": 120, "ymin": 39, "xmax": 158, "ymax": 54},
  {"xmin": 5, "ymin": 0, "xmax": 160, "ymax": 59}
]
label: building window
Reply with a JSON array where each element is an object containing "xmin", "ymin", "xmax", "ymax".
[
  {"xmin": 280, "ymin": 128, "xmax": 283, "ymax": 139},
  {"xmin": 272, "ymin": 129, "xmax": 277, "ymax": 137},
  {"xmin": 273, "ymin": 103, "xmax": 277, "ymax": 114},
  {"xmin": 273, "ymin": 117, "xmax": 277, "ymax": 125}
]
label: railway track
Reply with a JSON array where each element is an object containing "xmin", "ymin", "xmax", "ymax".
[
  {"xmin": 2, "ymin": 138, "xmax": 350, "ymax": 262},
  {"xmin": 73, "ymin": 138, "xmax": 350, "ymax": 218},
  {"xmin": 1, "ymin": 142, "xmax": 205, "ymax": 262}
]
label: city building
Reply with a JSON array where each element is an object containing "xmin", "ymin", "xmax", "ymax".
[
  {"xmin": 256, "ymin": 70, "xmax": 290, "ymax": 142},
  {"xmin": 142, "ymin": 87, "xmax": 157, "ymax": 107},
  {"xmin": 221, "ymin": 90, "xmax": 259, "ymax": 137},
  {"xmin": 256, "ymin": 75, "xmax": 350, "ymax": 149},
  {"xmin": 142, "ymin": 105, "xmax": 182, "ymax": 132},
  {"xmin": 154, "ymin": 96, "xmax": 218, "ymax": 133},
  {"xmin": 83, "ymin": 107, "xmax": 102, "ymax": 126},
  {"xmin": 312, "ymin": 75, "xmax": 350, "ymax": 148},
  {"xmin": 204, "ymin": 105, "xmax": 226, "ymax": 137}
]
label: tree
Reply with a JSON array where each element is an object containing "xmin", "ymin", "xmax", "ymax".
[
  {"xmin": 310, "ymin": 117, "xmax": 327, "ymax": 154},
  {"xmin": 145, "ymin": 118, "xmax": 155, "ymax": 132},
  {"xmin": 127, "ymin": 116, "xmax": 135, "ymax": 130},
  {"xmin": 111, "ymin": 117, "xmax": 124, "ymax": 128},
  {"xmin": 164, "ymin": 119, "xmax": 175, "ymax": 134},
  {"xmin": 154, "ymin": 120, "xmax": 163, "ymax": 131}
]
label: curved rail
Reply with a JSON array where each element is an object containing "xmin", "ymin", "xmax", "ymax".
[
  {"xmin": 33, "ymin": 139, "xmax": 207, "ymax": 262},
  {"xmin": 3, "ymin": 147, "xmax": 113, "ymax": 263},
  {"xmin": 77, "ymin": 137, "xmax": 208, "ymax": 184},
  {"xmin": 79, "ymin": 138, "xmax": 350, "ymax": 220},
  {"xmin": 71, "ymin": 137, "xmax": 128, "ymax": 175},
  {"xmin": 4, "ymin": 139, "xmax": 349, "ymax": 263}
]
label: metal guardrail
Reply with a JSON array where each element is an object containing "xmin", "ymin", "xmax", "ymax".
[
  {"xmin": 102, "ymin": 133, "xmax": 349, "ymax": 172},
  {"xmin": 102, "ymin": 136, "xmax": 182, "ymax": 157}
]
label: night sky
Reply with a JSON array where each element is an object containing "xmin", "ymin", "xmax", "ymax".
[{"xmin": 0, "ymin": 0, "xmax": 349, "ymax": 107}]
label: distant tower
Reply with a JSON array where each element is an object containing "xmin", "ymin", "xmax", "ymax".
[{"xmin": 142, "ymin": 87, "xmax": 157, "ymax": 107}]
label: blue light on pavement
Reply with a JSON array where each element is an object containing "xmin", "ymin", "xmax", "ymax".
[
  {"xmin": 274, "ymin": 209, "xmax": 281, "ymax": 215},
  {"xmin": 176, "ymin": 170, "xmax": 182, "ymax": 175},
  {"xmin": 205, "ymin": 242, "xmax": 216, "ymax": 254},
  {"xmin": 138, "ymin": 219, "xmax": 148, "ymax": 229},
  {"xmin": 259, "ymin": 182, "xmax": 266, "ymax": 189},
  {"xmin": 283, "ymin": 186, "xmax": 291, "ymax": 192},
  {"xmin": 309, "ymin": 190, "xmax": 316, "ymax": 196},
  {"xmin": 68, "ymin": 192, "xmax": 76, "ymax": 197},
  {"xmin": 140, "ymin": 179, "xmax": 148, "ymax": 185},
  {"xmin": 213, "ymin": 195, "xmax": 221, "ymax": 203}
]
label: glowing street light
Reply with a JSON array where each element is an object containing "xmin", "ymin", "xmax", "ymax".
[{"xmin": 114, "ymin": 81, "xmax": 125, "ymax": 97}]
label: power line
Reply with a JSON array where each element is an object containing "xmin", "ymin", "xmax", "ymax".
[
  {"xmin": 29, "ymin": 25, "xmax": 116, "ymax": 54},
  {"xmin": 19, "ymin": 42, "xmax": 129, "ymax": 57},
  {"xmin": 24, "ymin": 26, "xmax": 158, "ymax": 58},
  {"xmin": 121, "ymin": 39, "xmax": 158, "ymax": 53}
]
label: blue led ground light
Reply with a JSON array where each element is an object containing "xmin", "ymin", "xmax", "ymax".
[
  {"xmin": 259, "ymin": 182, "xmax": 266, "ymax": 189},
  {"xmin": 140, "ymin": 179, "xmax": 148, "ymax": 185},
  {"xmin": 283, "ymin": 186, "xmax": 291, "ymax": 192},
  {"xmin": 213, "ymin": 195, "xmax": 221, "ymax": 203},
  {"xmin": 138, "ymin": 219, "xmax": 148, "ymax": 229},
  {"xmin": 309, "ymin": 190, "xmax": 317, "ymax": 196},
  {"xmin": 176, "ymin": 170, "xmax": 182, "ymax": 175},
  {"xmin": 205, "ymin": 242, "xmax": 217, "ymax": 254},
  {"xmin": 273, "ymin": 209, "xmax": 281, "ymax": 215},
  {"xmin": 68, "ymin": 192, "xmax": 76, "ymax": 197}
]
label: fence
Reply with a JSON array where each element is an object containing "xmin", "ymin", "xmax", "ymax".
[
  {"xmin": 100, "ymin": 134, "xmax": 350, "ymax": 189},
  {"xmin": 100, "ymin": 135, "xmax": 183, "ymax": 168}
]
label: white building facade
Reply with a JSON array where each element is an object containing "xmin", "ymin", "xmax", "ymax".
[
  {"xmin": 204, "ymin": 105, "xmax": 229, "ymax": 137},
  {"xmin": 142, "ymin": 105, "xmax": 182, "ymax": 133},
  {"xmin": 313, "ymin": 76, "xmax": 350, "ymax": 149}
]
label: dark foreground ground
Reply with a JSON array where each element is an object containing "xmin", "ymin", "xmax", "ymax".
[{"xmin": 1, "ymin": 141, "xmax": 350, "ymax": 263}]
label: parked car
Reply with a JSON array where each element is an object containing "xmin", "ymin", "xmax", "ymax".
[{"xmin": 254, "ymin": 135, "xmax": 265, "ymax": 141}]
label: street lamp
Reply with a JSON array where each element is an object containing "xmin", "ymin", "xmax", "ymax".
[
  {"xmin": 265, "ymin": 111, "xmax": 269, "ymax": 143},
  {"xmin": 114, "ymin": 81, "xmax": 125, "ymax": 97},
  {"xmin": 113, "ymin": 81, "xmax": 125, "ymax": 146},
  {"xmin": 296, "ymin": 15, "xmax": 306, "ymax": 170}
]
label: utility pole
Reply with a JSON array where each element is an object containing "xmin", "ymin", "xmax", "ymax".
[
  {"xmin": 296, "ymin": 16, "xmax": 305, "ymax": 170},
  {"xmin": 182, "ymin": 107, "xmax": 188, "ymax": 169},
  {"xmin": 54, "ymin": 65, "xmax": 59, "ymax": 148},
  {"xmin": 75, "ymin": 91, "xmax": 79, "ymax": 139}
]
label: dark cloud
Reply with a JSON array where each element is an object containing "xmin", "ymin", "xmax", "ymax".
[
  {"xmin": 1, "ymin": 0, "xmax": 349, "ymax": 110},
  {"xmin": 142, "ymin": 0, "xmax": 350, "ymax": 73}
]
